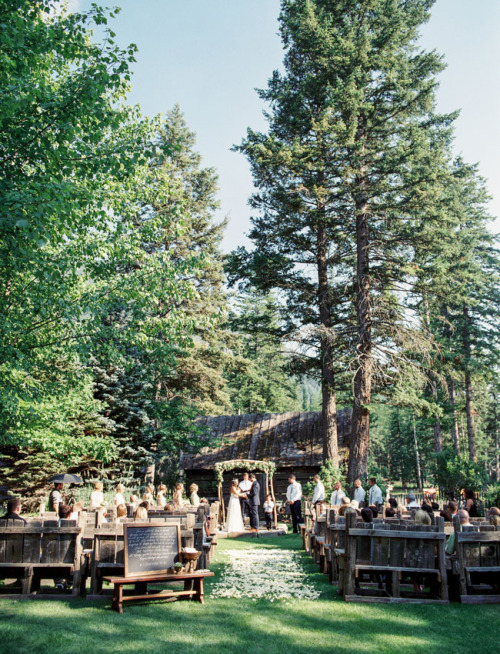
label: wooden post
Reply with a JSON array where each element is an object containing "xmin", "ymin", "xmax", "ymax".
[
  {"xmin": 343, "ymin": 510, "xmax": 357, "ymax": 598},
  {"xmin": 270, "ymin": 475, "xmax": 278, "ymax": 528},
  {"xmin": 218, "ymin": 482, "xmax": 225, "ymax": 526}
]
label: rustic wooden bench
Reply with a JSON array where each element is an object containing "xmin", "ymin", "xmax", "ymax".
[
  {"xmin": 103, "ymin": 571, "xmax": 214, "ymax": 613},
  {"xmin": 343, "ymin": 512, "xmax": 448, "ymax": 604},
  {"xmin": 0, "ymin": 519, "xmax": 84, "ymax": 597},
  {"xmin": 453, "ymin": 520, "xmax": 500, "ymax": 603}
]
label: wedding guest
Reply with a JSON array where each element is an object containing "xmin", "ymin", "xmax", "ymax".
[
  {"xmin": 116, "ymin": 504, "xmax": 127, "ymax": 522},
  {"xmin": 338, "ymin": 496, "xmax": 351, "ymax": 516},
  {"xmin": 114, "ymin": 483, "xmax": 125, "ymax": 507},
  {"xmin": 142, "ymin": 488, "xmax": 154, "ymax": 506},
  {"xmin": 134, "ymin": 506, "xmax": 148, "ymax": 521},
  {"xmin": 189, "ymin": 483, "xmax": 201, "ymax": 507},
  {"xmin": 488, "ymin": 507, "xmax": 500, "ymax": 526},
  {"xmin": 157, "ymin": 484, "xmax": 167, "ymax": 508},
  {"xmin": 368, "ymin": 505, "xmax": 379, "ymax": 518},
  {"xmin": 446, "ymin": 510, "xmax": 473, "ymax": 555},
  {"xmin": 353, "ymin": 479, "xmax": 366, "ymax": 506},
  {"xmin": 406, "ymin": 493, "xmax": 420, "ymax": 509},
  {"xmin": 447, "ymin": 500, "xmax": 458, "ymax": 518},
  {"xmin": 129, "ymin": 494, "xmax": 139, "ymax": 511},
  {"xmin": 49, "ymin": 483, "xmax": 64, "ymax": 512},
  {"xmin": 0, "ymin": 498, "xmax": 26, "ymax": 524},
  {"xmin": 311, "ymin": 475, "xmax": 325, "ymax": 505},
  {"xmin": 286, "ymin": 475, "xmax": 303, "ymax": 534},
  {"xmin": 238, "ymin": 472, "xmax": 252, "ymax": 521},
  {"xmin": 350, "ymin": 500, "xmax": 360, "ymax": 510},
  {"xmin": 415, "ymin": 509, "xmax": 431, "ymax": 526},
  {"xmin": 361, "ymin": 508, "xmax": 373, "ymax": 523},
  {"xmin": 464, "ymin": 489, "xmax": 479, "ymax": 517},
  {"xmin": 421, "ymin": 502, "xmax": 433, "ymax": 516},
  {"xmin": 69, "ymin": 501, "xmax": 84, "ymax": 520},
  {"xmin": 58, "ymin": 504, "xmax": 72, "ymax": 519},
  {"xmin": 172, "ymin": 483, "xmax": 185, "ymax": 508},
  {"xmin": 385, "ymin": 507, "xmax": 396, "ymax": 518},
  {"xmin": 330, "ymin": 481, "xmax": 346, "ymax": 506},
  {"xmin": 313, "ymin": 501, "xmax": 327, "ymax": 533},
  {"xmin": 200, "ymin": 497, "xmax": 209, "ymax": 505},
  {"xmin": 388, "ymin": 497, "xmax": 398, "ymax": 509},
  {"xmin": 368, "ymin": 478, "xmax": 383, "ymax": 507},
  {"xmin": 263, "ymin": 493, "xmax": 275, "ymax": 530},
  {"xmin": 89, "ymin": 481, "xmax": 104, "ymax": 510}
]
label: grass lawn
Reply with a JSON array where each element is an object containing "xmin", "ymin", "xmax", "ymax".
[{"xmin": 0, "ymin": 534, "xmax": 497, "ymax": 654}]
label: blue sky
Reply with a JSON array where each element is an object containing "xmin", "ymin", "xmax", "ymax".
[{"xmin": 69, "ymin": 0, "xmax": 500, "ymax": 251}]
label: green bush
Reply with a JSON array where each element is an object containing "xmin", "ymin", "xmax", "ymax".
[
  {"xmin": 484, "ymin": 482, "xmax": 500, "ymax": 509},
  {"xmin": 434, "ymin": 447, "xmax": 487, "ymax": 495}
]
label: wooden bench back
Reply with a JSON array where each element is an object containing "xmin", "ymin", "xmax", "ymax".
[
  {"xmin": 455, "ymin": 523, "xmax": 500, "ymax": 570},
  {"xmin": 0, "ymin": 519, "xmax": 82, "ymax": 565}
]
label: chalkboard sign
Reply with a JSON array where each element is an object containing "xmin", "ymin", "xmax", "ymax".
[{"xmin": 124, "ymin": 523, "xmax": 181, "ymax": 577}]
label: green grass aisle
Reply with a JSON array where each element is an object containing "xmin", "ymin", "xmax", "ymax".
[{"xmin": 0, "ymin": 534, "xmax": 497, "ymax": 654}]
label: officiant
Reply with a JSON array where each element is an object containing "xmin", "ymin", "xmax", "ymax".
[{"xmin": 238, "ymin": 472, "xmax": 252, "ymax": 521}]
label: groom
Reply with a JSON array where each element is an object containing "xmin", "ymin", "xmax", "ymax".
[{"xmin": 247, "ymin": 473, "xmax": 260, "ymax": 532}]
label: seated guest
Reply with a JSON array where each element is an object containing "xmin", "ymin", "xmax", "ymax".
[
  {"xmin": 89, "ymin": 481, "xmax": 104, "ymax": 510},
  {"xmin": 58, "ymin": 504, "xmax": 73, "ymax": 520},
  {"xmin": 361, "ymin": 508, "xmax": 373, "ymax": 523},
  {"xmin": 368, "ymin": 505, "xmax": 379, "ymax": 518},
  {"xmin": 165, "ymin": 501, "xmax": 176, "ymax": 513},
  {"xmin": 134, "ymin": 506, "xmax": 148, "ymax": 521},
  {"xmin": 116, "ymin": 504, "xmax": 127, "ymax": 522},
  {"xmin": 421, "ymin": 502, "xmax": 433, "ymax": 516},
  {"xmin": 385, "ymin": 507, "xmax": 396, "ymax": 518},
  {"xmin": 142, "ymin": 488, "xmax": 154, "ymax": 505},
  {"xmin": 415, "ymin": 509, "xmax": 431, "ymax": 526},
  {"xmin": 488, "ymin": 507, "xmax": 500, "ymax": 526},
  {"xmin": 200, "ymin": 497, "xmax": 209, "ymax": 505},
  {"xmin": 388, "ymin": 497, "xmax": 398, "ymax": 509},
  {"xmin": 446, "ymin": 509, "xmax": 473, "ymax": 555},
  {"xmin": 406, "ymin": 493, "xmax": 420, "ymax": 509},
  {"xmin": 69, "ymin": 501, "xmax": 84, "ymax": 521},
  {"xmin": 189, "ymin": 483, "xmax": 201, "ymax": 507},
  {"xmin": 114, "ymin": 483, "xmax": 125, "ymax": 507},
  {"xmin": 350, "ymin": 500, "xmax": 359, "ymax": 510},
  {"xmin": 440, "ymin": 508, "xmax": 452, "ymax": 522},
  {"xmin": 338, "ymin": 496, "xmax": 351, "ymax": 516},
  {"xmin": 0, "ymin": 498, "xmax": 26, "ymax": 524},
  {"xmin": 431, "ymin": 501, "xmax": 439, "ymax": 511},
  {"xmin": 312, "ymin": 501, "xmax": 327, "ymax": 531},
  {"xmin": 138, "ymin": 501, "xmax": 150, "ymax": 510},
  {"xmin": 157, "ymin": 484, "xmax": 167, "ymax": 508}
]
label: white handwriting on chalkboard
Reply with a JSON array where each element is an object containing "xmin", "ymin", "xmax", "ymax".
[{"xmin": 126, "ymin": 527, "xmax": 179, "ymax": 574}]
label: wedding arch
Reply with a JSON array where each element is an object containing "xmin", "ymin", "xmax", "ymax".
[{"xmin": 214, "ymin": 459, "xmax": 278, "ymax": 527}]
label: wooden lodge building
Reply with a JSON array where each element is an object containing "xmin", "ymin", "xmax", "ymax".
[{"xmin": 180, "ymin": 410, "xmax": 351, "ymax": 502}]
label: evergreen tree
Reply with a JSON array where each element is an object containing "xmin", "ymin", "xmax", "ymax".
[{"xmin": 229, "ymin": 0, "xmax": 454, "ymax": 478}]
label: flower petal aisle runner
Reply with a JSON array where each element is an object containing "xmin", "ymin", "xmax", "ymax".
[{"xmin": 211, "ymin": 549, "xmax": 321, "ymax": 600}]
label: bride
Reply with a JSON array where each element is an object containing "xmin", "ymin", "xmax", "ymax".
[{"xmin": 225, "ymin": 479, "xmax": 246, "ymax": 532}]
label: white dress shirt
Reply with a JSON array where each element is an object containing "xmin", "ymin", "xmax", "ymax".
[
  {"xmin": 353, "ymin": 486, "xmax": 366, "ymax": 504},
  {"xmin": 330, "ymin": 489, "xmax": 346, "ymax": 506},
  {"xmin": 407, "ymin": 500, "xmax": 420, "ymax": 509},
  {"xmin": 368, "ymin": 484, "xmax": 383, "ymax": 505},
  {"xmin": 286, "ymin": 482, "xmax": 302, "ymax": 503},
  {"xmin": 311, "ymin": 481, "xmax": 325, "ymax": 504},
  {"xmin": 238, "ymin": 479, "xmax": 252, "ymax": 493}
]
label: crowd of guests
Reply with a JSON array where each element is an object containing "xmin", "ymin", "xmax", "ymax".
[{"xmin": 309, "ymin": 476, "xmax": 500, "ymax": 543}]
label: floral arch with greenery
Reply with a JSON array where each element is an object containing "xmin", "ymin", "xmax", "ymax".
[{"xmin": 214, "ymin": 459, "xmax": 278, "ymax": 527}]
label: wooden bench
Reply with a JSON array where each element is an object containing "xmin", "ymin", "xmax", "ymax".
[
  {"xmin": 453, "ymin": 520, "xmax": 500, "ymax": 603},
  {"xmin": 103, "ymin": 571, "xmax": 214, "ymax": 613},
  {"xmin": 343, "ymin": 512, "xmax": 448, "ymax": 604},
  {"xmin": 0, "ymin": 519, "xmax": 84, "ymax": 597}
]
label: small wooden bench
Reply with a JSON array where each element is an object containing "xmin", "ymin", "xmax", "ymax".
[{"xmin": 103, "ymin": 571, "xmax": 214, "ymax": 613}]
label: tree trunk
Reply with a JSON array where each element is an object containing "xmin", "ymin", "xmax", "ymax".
[
  {"xmin": 348, "ymin": 173, "xmax": 372, "ymax": 483},
  {"xmin": 448, "ymin": 377, "xmax": 460, "ymax": 454},
  {"xmin": 462, "ymin": 305, "xmax": 476, "ymax": 461},
  {"xmin": 434, "ymin": 418, "xmax": 443, "ymax": 453},
  {"xmin": 316, "ymin": 216, "xmax": 338, "ymax": 465},
  {"xmin": 413, "ymin": 415, "xmax": 423, "ymax": 491}
]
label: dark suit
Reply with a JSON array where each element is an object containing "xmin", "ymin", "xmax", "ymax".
[{"xmin": 247, "ymin": 480, "xmax": 260, "ymax": 530}]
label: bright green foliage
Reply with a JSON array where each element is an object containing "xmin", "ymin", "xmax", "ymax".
[
  {"xmin": 0, "ymin": 2, "xmax": 205, "ymax": 493},
  {"xmin": 483, "ymin": 483, "xmax": 500, "ymax": 509}
]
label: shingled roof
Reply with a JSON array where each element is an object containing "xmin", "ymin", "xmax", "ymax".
[{"xmin": 180, "ymin": 410, "xmax": 351, "ymax": 469}]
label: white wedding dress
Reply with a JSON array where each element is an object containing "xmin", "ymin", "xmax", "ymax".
[{"xmin": 225, "ymin": 490, "xmax": 245, "ymax": 532}]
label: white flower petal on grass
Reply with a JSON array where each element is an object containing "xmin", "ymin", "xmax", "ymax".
[{"xmin": 210, "ymin": 548, "xmax": 321, "ymax": 600}]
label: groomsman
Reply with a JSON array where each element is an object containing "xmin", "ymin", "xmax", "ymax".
[
  {"xmin": 311, "ymin": 474, "xmax": 325, "ymax": 505},
  {"xmin": 286, "ymin": 475, "xmax": 302, "ymax": 534},
  {"xmin": 330, "ymin": 481, "xmax": 346, "ymax": 506},
  {"xmin": 353, "ymin": 479, "xmax": 366, "ymax": 506},
  {"xmin": 368, "ymin": 477, "xmax": 383, "ymax": 508},
  {"xmin": 238, "ymin": 472, "xmax": 252, "ymax": 521}
]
